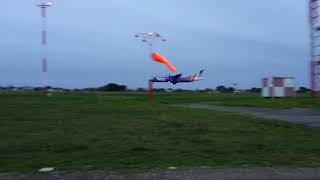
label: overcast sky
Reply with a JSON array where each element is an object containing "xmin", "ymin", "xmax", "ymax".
[{"xmin": 0, "ymin": 0, "xmax": 310, "ymax": 89}]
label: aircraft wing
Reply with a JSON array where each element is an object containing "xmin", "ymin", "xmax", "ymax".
[{"xmin": 170, "ymin": 73, "xmax": 182, "ymax": 79}]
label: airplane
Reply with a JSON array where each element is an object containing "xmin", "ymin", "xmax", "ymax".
[{"xmin": 150, "ymin": 69, "xmax": 205, "ymax": 85}]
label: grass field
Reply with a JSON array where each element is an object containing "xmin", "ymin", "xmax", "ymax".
[
  {"xmin": 153, "ymin": 92, "xmax": 320, "ymax": 108},
  {"xmin": 0, "ymin": 92, "xmax": 320, "ymax": 172}
]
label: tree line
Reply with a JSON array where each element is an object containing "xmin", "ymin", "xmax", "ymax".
[{"xmin": 0, "ymin": 83, "xmax": 312, "ymax": 93}]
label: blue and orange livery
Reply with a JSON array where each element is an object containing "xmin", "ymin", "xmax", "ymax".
[{"xmin": 150, "ymin": 69, "xmax": 205, "ymax": 85}]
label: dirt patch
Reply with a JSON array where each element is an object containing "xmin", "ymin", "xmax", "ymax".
[{"xmin": 180, "ymin": 104, "xmax": 320, "ymax": 128}]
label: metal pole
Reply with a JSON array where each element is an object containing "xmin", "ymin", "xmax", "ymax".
[{"xmin": 148, "ymin": 80, "xmax": 153, "ymax": 103}]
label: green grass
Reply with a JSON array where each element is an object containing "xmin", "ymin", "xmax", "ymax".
[
  {"xmin": 153, "ymin": 92, "xmax": 320, "ymax": 108},
  {"xmin": 0, "ymin": 92, "xmax": 320, "ymax": 172}
]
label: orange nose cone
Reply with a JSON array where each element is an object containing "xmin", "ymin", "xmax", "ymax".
[{"xmin": 150, "ymin": 52, "xmax": 177, "ymax": 73}]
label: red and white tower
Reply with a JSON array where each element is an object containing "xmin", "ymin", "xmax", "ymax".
[
  {"xmin": 36, "ymin": 0, "xmax": 53, "ymax": 97},
  {"xmin": 309, "ymin": 0, "xmax": 320, "ymax": 96}
]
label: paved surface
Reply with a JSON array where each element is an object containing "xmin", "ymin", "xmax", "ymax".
[
  {"xmin": 180, "ymin": 104, "xmax": 320, "ymax": 127},
  {"xmin": 1, "ymin": 168, "xmax": 320, "ymax": 180}
]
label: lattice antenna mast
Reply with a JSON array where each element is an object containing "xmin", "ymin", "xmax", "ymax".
[
  {"xmin": 309, "ymin": 0, "xmax": 320, "ymax": 96},
  {"xmin": 36, "ymin": 1, "xmax": 53, "ymax": 97}
]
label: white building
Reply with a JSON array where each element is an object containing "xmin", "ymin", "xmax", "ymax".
[{"xmin": 262, "ymin": 77, "xmax": 296, "ymax": 98}]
